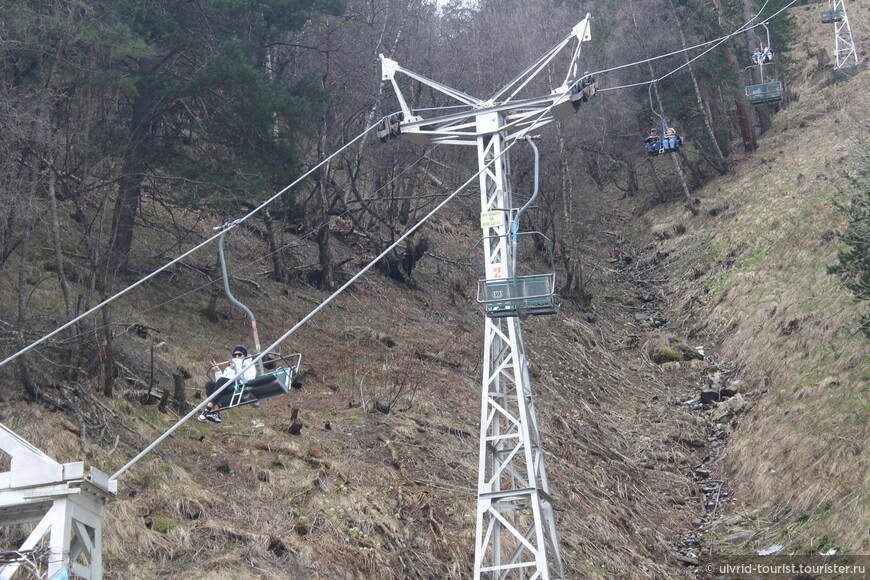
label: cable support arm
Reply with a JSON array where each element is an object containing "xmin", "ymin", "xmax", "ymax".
[
  {"xmin": 490, "ymin": 13, "xmax": 591, "ymax": 103},
  {"xmin": 379, "ymin": 15, "xmax": 593, "ymax": 146},
  {"xmin": 388, "ymin": 87, "xmax": 592, "ymax": 146},
  {"xmin": 380, "ymin": 54, "xmax": 481, "ymax": 116}
]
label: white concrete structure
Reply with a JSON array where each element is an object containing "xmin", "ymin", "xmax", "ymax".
[{"xmin": 0, "ymin": 423, "xmax": 115, "ymax": 579}]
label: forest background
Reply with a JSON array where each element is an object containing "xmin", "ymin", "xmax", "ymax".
[{"xmin": 0, "ymin": 0, "xmax": 868, "ymax": 578}]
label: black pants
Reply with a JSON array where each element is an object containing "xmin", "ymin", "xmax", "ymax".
[{"xmin": 205, "ymin": 377, "xmax": 232, "ymax": 405}]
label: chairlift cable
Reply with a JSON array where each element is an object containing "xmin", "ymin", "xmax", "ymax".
[
  {"xmin": 0, "ymin": 121, "xmax": 380, "ymax": 370},
  {"xmin": 111, "ymin": 86, "xmax": 575, "ymax": 482},
  {"xmin": 593, "ymin": 0, "xmax": 796, "ymax": 94}
]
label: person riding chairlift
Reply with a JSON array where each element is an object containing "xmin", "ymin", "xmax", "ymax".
[
  {"xmin": 644, "ymin": 128, "xmax": 661, "ymax": 156},
  {"xmin": 662, "ymin": 127, "xmax": 682, "ymax": 152},
  {"xmin": 198, "ymin": 345, "xmax": 257, "ymax": 423},
  {"xmin": 752, "ymin": 46, "xmax": 773, "ymax": 66}
]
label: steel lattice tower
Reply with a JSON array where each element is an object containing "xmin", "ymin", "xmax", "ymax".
[
  {"xmin": 378, "ymin": 15, "xmax": 593, "ymax": 579},
  {"xmin": 822, "ymin": 0, "xmax": 859, "ymax": 68}
]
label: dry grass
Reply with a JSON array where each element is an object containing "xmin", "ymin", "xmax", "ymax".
[
  {"xmin": 2, "ymin": 3, "xmax": 869, "ymax": 578},
  {"xmin": 627, "ymin": 0, "xmax": 870, "ymax": 559}
]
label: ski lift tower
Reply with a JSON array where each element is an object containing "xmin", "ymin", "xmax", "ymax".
[
  {"xmin": 819, "ymin": 0, "xmax": 859, "ymax": 69},
  {"xmin": 378, "ymin": 15, "xmax": 593, "ymax": 579}
]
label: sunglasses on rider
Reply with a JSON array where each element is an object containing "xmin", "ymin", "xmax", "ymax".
[{"xmin": 233, "ymin": 352, "xmax": 244, "ymax": 357}]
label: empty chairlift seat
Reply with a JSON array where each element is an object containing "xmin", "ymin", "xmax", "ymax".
[
  {"xmin": 746, "ymin": 81, "xmax": 783, "ymax": 105},
  {"xmin": 214, "ymin": 353, "xmax": 302, "ymax": 409},
  {"xmin": 820, "ymin": 10, "xmax": 843, "ymax": 24},
  {"xmin": 376, "ymin": 112, "xmax": 405, "ymax": 143},
  {"xmin": 477, "ymin": 273, "xmax": 560, "ymax": 318}
]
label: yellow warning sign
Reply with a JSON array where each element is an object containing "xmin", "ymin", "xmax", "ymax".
[{"xmin": 480, "ymin": 211, "xmax": 502, "ymax": 229}]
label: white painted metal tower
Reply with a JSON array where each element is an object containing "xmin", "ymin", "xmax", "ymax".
[
  {"xmin": 378, "ymin": 15, "xmax": 593, "ymax": 579},
  {"xmin": 0, "ymin": 423, "xmax": 115, "ymax": 580},
  {"xmin": 821, "ymin": 0, "xmax": 859, "ymax": 68}
]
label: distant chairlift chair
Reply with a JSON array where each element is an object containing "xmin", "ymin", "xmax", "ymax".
[
  {"xmin": 746, "ymin": 81, "xmax": 783, "ymax": 105},
  {"xmin": 746, "ymin": 22, "xmax": 783, "ymax": 105},
  {"xmin": 820, "ymin": 10, "xmax": 842, "ymax": 24}
]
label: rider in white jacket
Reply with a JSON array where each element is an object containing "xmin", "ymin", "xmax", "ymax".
[{"xmin": 198, "ymin": 345, "xmax": 257, "ymax": 423}]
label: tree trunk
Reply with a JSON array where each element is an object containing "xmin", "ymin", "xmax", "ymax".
[
  {"xmin": 677, "ymin": 146, "xmax": 705, "ymax": 188},
  {"xmin": 15, "ymin": 210, "xmax": 38, "ymax": 401},
  {"xmin": 109, "ymin": 156, "xmax": 146, "ymax": 271},
  {"xmin": 0, "ymin": 206, "xmax": 20, "ymax": 269},
  {"xmin": 711, "ymin": 0, "xmax": 756, "ymax": 152},
  {"xmin": 47, "ymin": 165, "xmax": 81, "ymax": 380},
  {"xmin": 646, "ymin": 156, "xmax": 666, "ymax": 201},
  {"xmin": 102, "ymin": 304, "xmax": 114, "ymax": 397},
  {"xmin": 315, "ymin": 209, "xmax": 335, "ymax": 290},
  {"xmin": 173, "ymin": 371, "xmax": 187, "ymax": 413},
  {"xmin": 262, "ymin": 208, "xmax": 288, "ymax": 284},
  {"xmin": 109, "ymin": 61, "xmax": 157, "ymax": 271},
  {"xmin": 706, "ymin": 91, "xmax": 731, "ymax": 157},
  {"xmin": 670, "ymin": 0, "xmax": 727, "ymax": 170},
  {"xmin": 204, "ymin": 278, "xmax": 220, "ymax": 323},
  {"xmin": 556, "ymin": 125, "xmax": 588, "ymax": 303},
  {"xmin": 625, "ymin": 157, "xmax": 639, "ymax": 198}
]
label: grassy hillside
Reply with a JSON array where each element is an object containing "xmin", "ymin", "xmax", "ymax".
[
  {"xmin": 1, "ymin": 3, "xmax": 868, "ymax": 579},
  {"xmin": 625, "ymin": 0, "xmax": 870, "ymax": 561}
]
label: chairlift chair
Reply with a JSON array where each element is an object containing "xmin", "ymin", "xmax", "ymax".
[
  {"xmin": 745, "ymin": 23, "xmax": 783, "ymax": 105},
  {"xmin": 820, "ymin": 10, "xmax": 843, "ymax": 24},
  {"xmin": 211, "ymin": 225, "xmax": 303, "ymax": 414},
  {"xmin": 476, "ymin": 231, "xmax": 561, "ymax": 318},
  {"xmin": 208, "ymin": 352, "xmax": 302, "ymax": 410},
  {"xmin": 746, "ymin": 81, "xmax": 783, "ymax": 105},
  {"xmin": 645, "ymin": 128, "xmax": 682, "ymax": 156},
  {"xmin": 644, "ymin": 84, "xmax": 683, "ymax": 156}
]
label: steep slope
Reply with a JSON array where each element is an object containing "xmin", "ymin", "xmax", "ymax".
[
  {"xmin": 620, "ymin": 0, "xmax": 870, "ymax": 564},
  {"xmin": 1, "ymin": 3, "xmax": 868, "ymax": 579}
]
